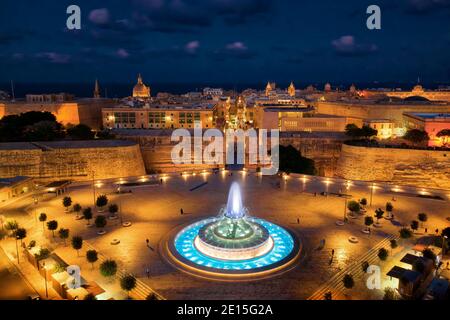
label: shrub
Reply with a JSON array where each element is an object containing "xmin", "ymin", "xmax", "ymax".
[{"xmin": 100, "ymin": 259, "xmax": 117, "ymax": 278}]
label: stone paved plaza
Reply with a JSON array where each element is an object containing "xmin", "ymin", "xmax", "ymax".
[{"xmin": 1, "ymin": 171, "xmax": 449, "ymax": 300}]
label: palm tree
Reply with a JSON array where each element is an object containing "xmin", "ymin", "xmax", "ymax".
[
  {"xmin": 364, "ymin": 216, "xmax": 374, "ymax": 232},
  {"xmin": 15, "ymin": 228, "xmax": 27, "ymax": 246},
  {"xmin": 86, "ymin": 250, "xmax": 98, "ymax": 269},
  {"xmin": 411, "ymin": 220, "xmax": 419, "ymax": 233},
  {"xmin": 374, "ymin": 208, "xmax": 384, "ymax": 223},
  {"xmin": 418, "ymin": 213, "xmax": 427, "ymax": 228},
  {"xmin": 342, "ymin": 274, "xmax": 354, "ymax": 296},
  {"xmin": 83, "ymin": 208, "xmax": 93, "ymax": 225},
  {"xmin": 389, "ymin": 239, "xmax": 398, "ymax": 254},
  {"xmin": 95, "ymin": 215, "xmax": 107, "ymax": 232},
  {"xmin": 120, "ymin": 275, "xmax": 137, "ymax": 299},
  {"xmin": 71, "ymin": 236, "xmax": 83, "ymax": 257},
  {"xmin": 58, "ymin": 228, "xmax": 70, "ymax": 246},
  {"xmin": 62, "ymin": 197, "xmax": 72, "ymax": 213},
  {"xmin": 38, "ymin": 213, "xmax": 47, "ymax": 232},
  {"xmin": 47, "ymin": 220, "xmax": 58, "ymax": 237},
  {"xmin": 347, "ymin": 200, "xmax": 361, "ymax": 217},
  {"xmin": 73, "ymin": 203, "xmax": 82, "ymax": 216},
  {"xmin": 108, "ymin": 204, "xmax": 119, "ymax": 217},
  {"xmin": 385, "ymin": 202, "xmax": 393, "ymax": 219},
  {"xmin": 96, "ymin": 195, "xmax": 108, "ymax": 212},
  {"xmin": 100, "ymin": 259, "xmax": 117, "ymax": 278},
  {"xmin": 378, "ymin": 248, "xmax": 389, "ymax": 261}
]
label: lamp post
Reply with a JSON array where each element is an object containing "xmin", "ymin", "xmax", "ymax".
[
  {"xmin": 344, "ymin": 198, "xmax": 348, "ymax": 222},
  {"xmin": 442, "ymin": 235, "xmax": 448, "ymax": 261},
  {"xmin": 15, "ymin": 235, "xmax": 20, "ymax": 264},
  {"xmin": 42, "ymin": 262, "xmax": 48, "ymax": 298},
  {"xmin": 369, "ymin": 183, "xmax": 375, "ymax": 207},
  {"xmin": 92, "ymin": 171, "xmax": 96, "ymax": 207}
]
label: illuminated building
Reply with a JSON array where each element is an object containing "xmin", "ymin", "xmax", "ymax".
[{"xmin": 133, "ymin": 74, "xmax": 151, "ymax": 98}]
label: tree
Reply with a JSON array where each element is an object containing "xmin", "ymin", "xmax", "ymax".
[
  {"xmin": 385, "ymin": 202, "xmax": 393, "ymax": 214},
  {"xmin": 410, "ymin": 220, "xmax": 419, "ymax": 233},
  {"xmin": 279, "ymin": 145, "xmax": 316, "ymax": 175},
  {"xmin": 96, "ymin": 195, "xmax": 109, "ymax": 211},
  {"xmin": 84, "ymin": 293, "xmax": 97, "ymax": 300},
  {"xmin": 359, "ymin": 198, "xmax": 367, "ymax": 207},
  {"xmin": 15, "ymin": 228, "xmax": 27, "ymax": 245},
  {"xmin": 73, "ymin": 203, "xmax": 82, "ymax": 215},
  {"xmin": 374, "ymin": 208, "xmax": 384, "ymax": 222},
  {"xmin": 67, "ymin": 124, "xmax": 95, "ymax": 140},
  {"xmin": 360, "ymin": 125, "xmax": 378, "ymax": 139},
  {"xmin": 62, "ymin": 197, "xmax": 72, "ymax": 212},
  {"xmin": 100, "ymin": 259, "xmax": 117, "ymax": 278},
  {"xmin": 347, "ymin": 200, "xmax": 361, "ymax": 215},
  {"xmin": 422, "ymin": 249, "xmax": 437, "ymax": 264},
  {"xmin": 345, "ymin": 124, "xmax": 361, "ymax": 139},
  {"xmin": 83, "ymin": 207, "xmax": 93, "ymax": 225},
  {"xmin": 58, "ymin": 228, "xmax": 70, "ymax": 246},
  {"xmin": 323, "ymin": 291, "xmax": 332, "ymax": 300},
  {"xmin": 108, "ymin": 204, "xmax": 119, "ymax": 217},
  {"xmin": 5, "ymin": 220, "xmax": 19, "ymax": 234},
  {"xmin": 418, "ymin": 213, "xmax": 427, "ymax": 228},
  {"xmin": 47, "ymin": 220, "xmax": 58, "ymax": 237},
  {"xmin": 399, "ymin": 228, "xmax": 413, "ymax": 239},
  {"xmin": 364, "ymin": 216, "xmax": 374, "ymax": 231},
  {"xmin": 95, "ymin": 215, "xmax": 107, "ymax": 230},
  {"xmin": 342, "ymin": 274, "xmax": 354, "ymax": 290},
  {"xmin": 378, "ymin": 248, "xmax": 389, "ymax": 261},
  {"xmin": 71, "ymin": 236, "xmax": 83, "ymax": 257},
  {"xmin": 120, "ymin": 275, "xmax": 137, "ymax": 298},
  {"xmin": 390, "ymin": 239, "xmax": 398, "ymax": 251},
  {"xmin": 403, "ymin": 129, "xmax": 429, "ymax": 146},
  {"xmin": 86, "ymin": 250, "xmax": 98, "ymax": 269},
  {"xmin": 436, "ymin": 129, "xmax": 450, "ymax": 146},
  {"xmin": 361, "ymin": 261, "xmax": 370, "ymax": 273},
  {"xmin": 383, "ymin": 288, "xmax": 398, "ymax": 300},
  {"xmin": 38, "ymin": 213, "xmax": 47, "ymax": 231}
]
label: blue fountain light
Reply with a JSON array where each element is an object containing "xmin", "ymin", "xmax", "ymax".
[{"xmin": 174, "ymin": 217, "xmax": 295, "ymax": 270}]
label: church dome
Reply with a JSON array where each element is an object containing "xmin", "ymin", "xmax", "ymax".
[{"xmin": 133, "ymin": 74, "xmax": 151, "ymax": 98}]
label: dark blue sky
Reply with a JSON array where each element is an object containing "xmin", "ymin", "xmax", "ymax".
[{"xmin": 1, "ymin": 0, "xmax": 449, "ymax": 85}]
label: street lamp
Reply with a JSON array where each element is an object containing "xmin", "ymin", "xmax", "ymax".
[
  {"xmin": 15, "ymin": 235, "xmax": 20, "ymax": 264},
  {"xmin": 42, "ymin": 262, "xmax": 48, "ymax": 298},
  {"xmin": 442, "ymin": 235, "xmax": 448, "ymax": 260},
  {"xmin": 91, "ymin": 171, "xmax": 96, "ymax": 207},
  {"xmin": 369, "ymin": 183, "xmax": 375, "ymax": 206}
]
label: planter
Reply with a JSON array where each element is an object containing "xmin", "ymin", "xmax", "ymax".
[
  {"xmin": 122, "ymin": 222, "xmax": 132, "ymax": 228},
  {"xmin": 97, "ymin": 230, "xmax": 106, "ymax": 235},
  {"xmin": 335, "ymin": 221, "xmax": 345, "ymax": 226},
  {"xmin": 349, "ymin": 236, "xmax": 359, "ymax": 243},
  {"xmin": 111, "ymin": 239, "xmax": 120, "ymax": 245}
]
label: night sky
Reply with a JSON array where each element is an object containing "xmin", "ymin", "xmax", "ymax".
[{"xmin": 1, "ymin": 0, "xmax": 449, "ymax": 85}]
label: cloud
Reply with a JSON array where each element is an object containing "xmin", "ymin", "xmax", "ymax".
[
  {"xmin": 185, "ymin": 40, "xmax": 200, "ymax": 53},
  {"xmin": 35, "ymin": 52, "xmax": 71, "ymax": 64},
  {"xmin": 116, "ymin": 48, "xmax": 130, "ymax": 58},
  {"xmin": 226, "ymin": 42, "xmax": 248, "ymax": 50},
  {"xmin": 89, "ymin": 8, "xmax": 111, "ymax": 25},
  {"xmin": 331, "ymin": 36, "xmax": 378, "ymax": 57},
  {"xmin": 211, "ymin": 41, "xmax": 257, "ymax": 61},
  {"xmin": 405, "ymin": 0, "xmax": 450, "ymax": 14}
]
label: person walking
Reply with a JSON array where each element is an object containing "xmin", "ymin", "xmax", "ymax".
[
  {"xmin": 180, "ymin": 208, "xmax": 184, "ymax": 215},
  {"xmin": 146, "ymin": 268, "xmax": 150, "ymax": 279}
]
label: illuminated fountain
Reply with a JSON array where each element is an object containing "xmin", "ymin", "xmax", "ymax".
[{"xmin": 165, "ymin": 182, "xmax": 301, "ymax": 278}]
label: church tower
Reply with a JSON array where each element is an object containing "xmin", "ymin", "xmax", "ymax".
[
  {"xmin": 288, "ymin": 82, "xmax": 296, "ymax": 97},
  {"xmin": 93, "ymin": 79, "xmax": 101, "ymax": 98},
  {"xmin": 265, "ymin": 82, "xmax": 273, "ymax": 97},
  {"xmin": 133, "ymin": 74, "xmax": 151, "ymax": 98}
]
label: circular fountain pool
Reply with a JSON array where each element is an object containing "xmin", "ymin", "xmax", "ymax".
[{"xmin": 163, "ymin": 182, "xmax": 301, "ymax": 279}]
